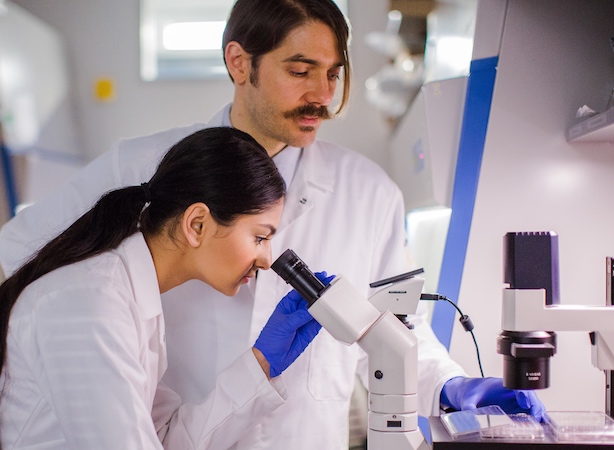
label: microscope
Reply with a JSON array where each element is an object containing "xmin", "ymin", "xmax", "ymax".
[
  {"xmin": 498, "ymin": 231, "xmax": 614, "ymax": 417},
  {"xmin": 272, "ymin": 249, "xmax": 430, "ymax": 450}
]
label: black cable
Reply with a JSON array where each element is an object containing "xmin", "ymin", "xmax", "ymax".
[{"xmin": 420, "ymin": 293, "xmax": 485, "ymax": 378}]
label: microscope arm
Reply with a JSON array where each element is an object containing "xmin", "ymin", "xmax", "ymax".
[
  {"xmin": 503, "ymin": 288, "xmax": 614, "ymax": 370},
  {"xmin": 308, "ymin": 276, "xmax": 429, "ymax": 450}
]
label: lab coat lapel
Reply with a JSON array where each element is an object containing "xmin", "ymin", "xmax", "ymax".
[
  {"xmin": 277, "ymin": 142, "xmax": 335, "ymax": 233},
  {"xmin": 249, "ymin": 142, "xmax": 335, "ymax": 342}
]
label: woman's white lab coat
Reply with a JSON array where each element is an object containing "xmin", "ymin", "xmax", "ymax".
[
  {"xmin": 0, "ymin": 104, "xmax": 467, "ymax": 449},
  {"xmin": 1, "ymin": 233, "xmax": 287, "ymax": 449}
]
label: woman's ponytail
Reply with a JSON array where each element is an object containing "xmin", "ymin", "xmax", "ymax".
[{"xmin": 0, "ymin": 185, "xmax": 148, "ymax": 378}]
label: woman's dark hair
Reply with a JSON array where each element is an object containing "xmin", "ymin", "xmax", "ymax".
[
  {"xmin": 0, "ymin": 127, "xmax": 285, "ymax": 380},
  {"xmin": 222, "ymin": 0, "xmax": 351, "ymax": 114}
]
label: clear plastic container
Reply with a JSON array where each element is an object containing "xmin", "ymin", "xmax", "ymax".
[
  {"xmin": 441, "ymin": 405, "xmax": 513, "ymax": 440},
  {"xmin": 544, "ymin": 411, "xmax": 614, "ymax": 442},
  {"xmin": 480, "ymin": 413, "xmax": 545, "ymax": 440}
]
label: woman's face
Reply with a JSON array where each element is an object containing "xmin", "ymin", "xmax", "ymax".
[{"xmin": 199, "ymin": 199, "xmax": 284, "ymax": 296}]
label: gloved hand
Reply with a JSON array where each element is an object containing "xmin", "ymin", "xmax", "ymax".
[
  {"xmin": 440, "ymin": 376, "xmax": 546, "ymax": 421},
  {"xmin": 254, "ymin": 271, "xmax": 335, "ymax": 378}
]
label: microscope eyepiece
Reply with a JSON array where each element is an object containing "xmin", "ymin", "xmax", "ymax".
[{"xmin": 271, "ymin": 249, "xmax": 329, "ymax": 307}]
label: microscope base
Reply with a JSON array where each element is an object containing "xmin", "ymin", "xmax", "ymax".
[{"xmin": 368, "ymin": 428, "xmax": 430, "ymax": 450}]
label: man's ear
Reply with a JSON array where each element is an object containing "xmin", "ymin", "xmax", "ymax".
[
  {"xmin": 225, "ymin": 41, "xmax": 250, "ymax": 85},
  {"xmin": 181, "ymin": 202, "xmax": 211, "ymax": 248}
]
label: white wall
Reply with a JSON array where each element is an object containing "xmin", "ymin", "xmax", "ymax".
[
  {"xmin": 11, "ymin": 0, "xmax": 392, "ymax": 169},
  {"xmin": 450, "ymin": 0, "xmax": 614, "ymax": 413},
  {"xmin": 0, "ymin": 2, "xmax": 79, "ymax": 155},
  {"xmin": 0, "ymin": 1, "xmax": 85, "ymax": 221}
]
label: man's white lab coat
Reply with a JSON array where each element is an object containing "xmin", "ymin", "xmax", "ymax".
[
  {"xmin": 1, "ymin": 233, "xmax": 287, "ymax": 449},
  {"xmin": 0, "ymin": 104, "xmax": 466, "ymax": 449}
]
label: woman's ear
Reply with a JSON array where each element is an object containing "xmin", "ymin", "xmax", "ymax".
[
  {"xmin": 181, "ymin": 203, "xmax": 211, "ymax": 248},
  {"xmin": 225, "ymin": 41, "xmax": 250, "ymax": 85}
]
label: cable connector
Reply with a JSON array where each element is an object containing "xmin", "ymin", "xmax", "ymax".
[{"xmin": 420, "ymin": 293, "xmax": 446, "ymax": 301}]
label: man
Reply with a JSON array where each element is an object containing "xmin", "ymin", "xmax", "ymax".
[{"xmin": 0, "ymin": 0, "xmax": 544, "ymax": 448}]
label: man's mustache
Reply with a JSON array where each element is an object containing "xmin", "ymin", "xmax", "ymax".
[{"xmin": 283, "ymin": 104, "xmax": 332, "ymax": 121}]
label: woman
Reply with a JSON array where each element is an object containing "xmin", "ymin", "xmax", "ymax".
[{"xmin": 0, "ymin": 127, "xmax": 325, "ymax": 449}]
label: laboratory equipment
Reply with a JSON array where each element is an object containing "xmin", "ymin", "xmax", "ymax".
[
  {"xmin": 545, "ymin": 411, "xmax": 614, "ymax": 442},
  {"xmin": 440, "ymin": 406, "xmax": 547, "ymax": 442},
  {"xmin": 272, "ymin": 249, "xmax": 429, "ymax": 450},
  {"xmin": 498, "ymin": 232, "xmax": 614, "ymax": 412},
  {"xmin": 440, "ymin": 405, "xmax": 513, "ymax": 440}
]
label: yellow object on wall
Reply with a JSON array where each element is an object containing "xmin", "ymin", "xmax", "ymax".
[{"xmin": 94, "ymin": 78, "xmax": 115, "ymax": 102}]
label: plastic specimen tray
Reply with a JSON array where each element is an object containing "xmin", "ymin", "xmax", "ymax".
[
  {"xmin": 480, "ymin": 413, "xmax": 545, "ymax": 440},
  {"xmin": 441, "ymin": 405, "xmax": 513, "ymax": 440},
  {"xmin": 544, "ymin": 411, "xmax": 614, "ymax": 442}
]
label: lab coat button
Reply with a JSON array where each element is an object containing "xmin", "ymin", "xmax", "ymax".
[{"xmin": 299, "ymin": 198, "xmax": 307, "ymax": 204}]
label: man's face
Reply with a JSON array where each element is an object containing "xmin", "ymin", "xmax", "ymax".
[{"xmin": 241, "ymin": 21, "xmax": 343, "ymax": 154}]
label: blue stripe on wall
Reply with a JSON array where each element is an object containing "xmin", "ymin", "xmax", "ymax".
[{"xmin": 431, "ymin": 56, "xmax": 499, "ymax": 350}]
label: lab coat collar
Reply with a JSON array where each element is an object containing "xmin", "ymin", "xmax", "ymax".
[
  {"xmin": 276, "ymin": 140, "xmax": 335, "ymax": 232},
  {"xmin": 207, "ymin": 103, "xmax": 232, "ymax": 128},
  {"xmin": 116, "ymin": 233, "xmax": 162, "ymax": 321},
  {"xmin": 300, "ymin": 140, "xmax": 335, "ymax": 193}
]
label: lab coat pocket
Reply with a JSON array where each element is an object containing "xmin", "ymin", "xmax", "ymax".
[{"xmin": 308, "ymin": 331, "xmax": 357, "ymax": 401}]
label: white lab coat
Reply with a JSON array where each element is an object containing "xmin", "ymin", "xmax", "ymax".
[
  {"xmin": 0, "ymin": 103, "xmax": 467, "ymax": 449},
  {"xmin": 0, "ymin": 233, "xmax": 287, "ymax": 449}
]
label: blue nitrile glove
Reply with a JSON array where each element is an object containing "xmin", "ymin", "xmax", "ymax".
[
  {"xmin": 254, "ymin": 272, "xmax": 335, "ymax": 378},
  {"xmin": 440, "ymin": 376, "xmax": 546, "ymax": 421}
]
